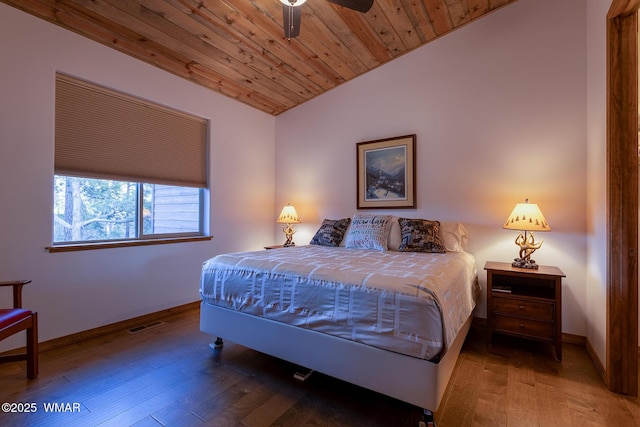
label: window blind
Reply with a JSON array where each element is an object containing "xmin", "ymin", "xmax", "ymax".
[{"xmin": 55, "ymin": 73, "xmax": 208, "ymax": 188}]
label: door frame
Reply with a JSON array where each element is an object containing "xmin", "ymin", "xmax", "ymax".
[{"xmin": 607, "ymin": 0, "xmax": 639, "ymax": 396}]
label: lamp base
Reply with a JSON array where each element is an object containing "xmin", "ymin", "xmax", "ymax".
[
  {"xmin": 511, "ymin": 257, "xmax": 539, "ymax": 269},
  {"xmin": 282, "ymin": 224, "xmax": 296, "ymax": 248}
]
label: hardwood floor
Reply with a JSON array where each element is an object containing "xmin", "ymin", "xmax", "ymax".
[{"xmin": 1, "ymin": 308, "xmax": 639, "ymax": 426}]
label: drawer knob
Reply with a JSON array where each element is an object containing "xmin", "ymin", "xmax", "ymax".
[
  {"xmin": 519, "ymin": 305, "xmax": 525, "ymax": 310},
  {"xmin": 519, "ymin": 323, "xmax": 525, "ymax": 328}
]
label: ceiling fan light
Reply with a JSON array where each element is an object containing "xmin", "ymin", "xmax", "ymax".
[{"xmin": 280, "ymin": 0, "xmax": 307, "ymax": 6}]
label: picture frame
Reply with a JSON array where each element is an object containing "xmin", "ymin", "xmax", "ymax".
[{"xmin": 356, "ymin": 134, "xmax": 416, "ymax": 209}]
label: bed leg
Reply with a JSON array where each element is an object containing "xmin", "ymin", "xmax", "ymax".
[
  {"xmin": 419, "ymin": 409, "xmax": 436, "ymax": 427},
  {"xmin": 209, "ymin": 337, "xmax": 224, "ymax": 350}
]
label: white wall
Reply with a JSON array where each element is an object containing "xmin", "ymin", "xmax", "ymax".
[
  {"xmin": 275, "ymin": 0, "xmax": 589, "ymax": 336},
  {"xmin": 0, "ymin": 0, "xmax": 608, "ymax": 355},
  {"xmin": 0, "ymin": 4, "xmax": 276, "ymax": 349},
  {"xmin": 585, "ymin": 0, "xmax": 610, "ymax": 371}
]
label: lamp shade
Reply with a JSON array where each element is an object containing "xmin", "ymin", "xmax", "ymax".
[
  {"xmin": 277, "ymin": 204, "xmax": 301, "ymax": 224},
  {"xmin": 503, "ymin": 200, "xmax": 550, "ymax": 232}
]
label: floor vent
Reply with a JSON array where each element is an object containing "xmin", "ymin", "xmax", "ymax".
[{"xmin": 127, "ymin": 321, "xmax": 165, "ymax": 334}]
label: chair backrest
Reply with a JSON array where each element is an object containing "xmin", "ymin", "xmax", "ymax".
[{"xmin": 1, "ymin": 280, "xmax": 31, "ymax": 308}]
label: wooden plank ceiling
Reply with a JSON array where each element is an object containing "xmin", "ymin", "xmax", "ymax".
[{"xmin": 3, "ymin": 0, "xmax": 518, "ymax": 115}]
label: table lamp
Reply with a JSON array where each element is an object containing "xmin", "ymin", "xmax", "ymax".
[
  {"xmin": 277, "ymin": 204, "xmax": 301, "ymax": 247},
  {"xmin": 503, "ymin": 199, "xmax": 551, "ymax": 269}
]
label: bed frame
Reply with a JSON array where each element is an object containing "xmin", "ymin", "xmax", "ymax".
[{"xmin": 200, "ymin": 301, "xmax": 472, "ymax": 425}]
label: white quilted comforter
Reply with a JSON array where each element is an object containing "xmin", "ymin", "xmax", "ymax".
[{"xmin": 200, "ymin": 245, "xmax": 479, "ymax": 360}]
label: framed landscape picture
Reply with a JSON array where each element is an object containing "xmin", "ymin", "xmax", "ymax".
[{"xmin": 356, "ymin": 134, "xmax": 416, "ymax": 209}]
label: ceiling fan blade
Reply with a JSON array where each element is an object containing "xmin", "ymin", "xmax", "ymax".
[
  {"xmin": 283, "ymin": 5, "xmax": 301, "ymax": 39},
  {"xmin": 326, "ymin": 0, "xmax": 373, "ymax": 13}
]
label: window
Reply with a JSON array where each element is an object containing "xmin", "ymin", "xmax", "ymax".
[
  {"xmin": 53, "ymin": 177, "xmax": 203, "ymax": 243},
  {"xmin": 53, "ymin": 74, "xmax": 208, "ymax": 247}
]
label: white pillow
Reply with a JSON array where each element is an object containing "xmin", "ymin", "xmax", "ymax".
[
  {"xmin": 387, "ymin": 216, "xmax": 401, "ymax": 251},
  {"xmin": 343, "ymin": 214, "xmax": 393, "ymax": 251},
  {"xmin": 440, "ymin": 222, "xmax": 469, "ymax": 252}
]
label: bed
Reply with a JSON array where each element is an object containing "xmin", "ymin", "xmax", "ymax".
[{"xmin": 199, "ymin": 215, "xmax": 479, "ymax": 425}]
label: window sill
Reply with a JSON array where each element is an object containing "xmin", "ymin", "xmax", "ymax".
[{"xmin": 47, "ymin": 236, "xmax": 213, "ymax": 253}]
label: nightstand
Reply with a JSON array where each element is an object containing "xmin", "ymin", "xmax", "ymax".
[
  {"xmin": 264, "ymin": 245, "xmax": 286, "ymax": 249},
  {"xmin": 485, "ymin": 261, "xmax": 565, "ymax": 361}
]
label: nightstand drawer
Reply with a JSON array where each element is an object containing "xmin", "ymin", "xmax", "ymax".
[
  {"xmin": 492, "ymin": 296, "xmax": 554, "ymax": 321},
  {"xmin": 493, "ymin": 314, "xmax": 554, "ymax": 341},
  {"xmin": 485, "ymin": 262, "xmax": 565, "ymax": 360}
]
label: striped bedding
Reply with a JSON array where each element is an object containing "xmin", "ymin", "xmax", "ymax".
[{"xmin": 200, "ymin": 245, "xmax": 479, "ymax": 360}]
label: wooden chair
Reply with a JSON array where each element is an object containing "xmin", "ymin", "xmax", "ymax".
[{"xmin": 0, "ymin": 280, "xmax": 38, "ymax": 379}]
